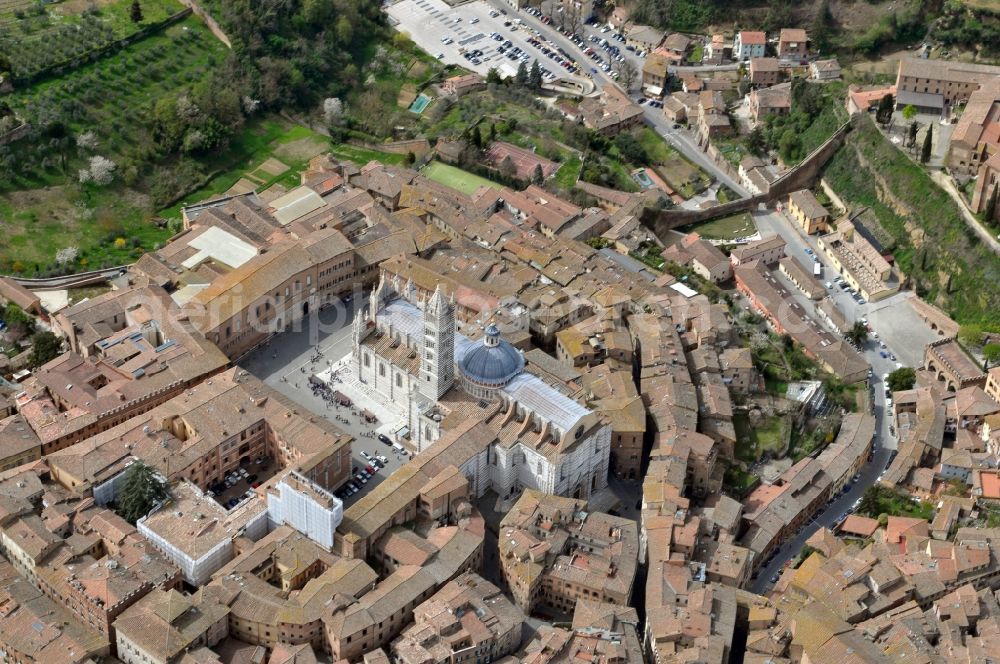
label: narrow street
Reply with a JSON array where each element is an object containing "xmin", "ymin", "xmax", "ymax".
[{"xmin": 744, "ymin": 209, "xmax": 945, "ymax": 593}]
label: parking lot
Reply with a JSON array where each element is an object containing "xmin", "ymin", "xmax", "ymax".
[
  {"xmin": 238, "ymin": 294, "xmax": 413, "ymax": 509},
  {"xmin": 388, "ymin": 0, "xmax": 587, "ymax": 82}
]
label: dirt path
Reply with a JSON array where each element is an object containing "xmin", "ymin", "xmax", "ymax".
[{"xmin": 930, "ymin": 170, "xmax": 1000, "ymax": 256}]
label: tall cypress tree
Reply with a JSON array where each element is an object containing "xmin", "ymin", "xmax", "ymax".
[
  {"xmin": 985, "ymin": 184, "xmax": 998, "ymax": 223},
  {"xmin": 516, "ymin": 61, "xmax": 528, "ymax": 86},
  {"xmin": 529, "ymin": 59, "xmax": 542, "ymax": 89},
  {"xmin": 921, "ymin": 124, "xmax": 933, "ymax": 164}
]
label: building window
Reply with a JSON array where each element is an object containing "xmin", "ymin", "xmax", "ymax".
[
  {"xmin": 396, "ymin": 374, "xmax": 402, "ymax": 388},
  {"xmin": 379, "ymin": 364, "xmax": 386, "ymax": 377},
  {"xmin": 364, "ymin": 353, "xmax": 370, "ymax": 367}
]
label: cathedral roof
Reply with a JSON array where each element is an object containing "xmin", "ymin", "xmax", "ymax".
[{"xmin": 459, "ymin": 326, "xmax": 524, "ymax": 387}]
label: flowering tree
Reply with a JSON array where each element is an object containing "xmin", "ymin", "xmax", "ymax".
[
  {"xmin": 242, "ymin": 96, "xmax": 261, "ymax": 115},
  {"xmin": 76, "ymin": 131, "xmax": 99, "ymax": 151},
  {"xmin": 79, "ymin": 155, "xmax": 117, "ymax": 186},
  {"xmin": 323, "ymin": 97, "xmax": 343, "ymax": 126},
  {"xmin": 55, "ymin": 246, "xmax": 78, "ymax": 265}
]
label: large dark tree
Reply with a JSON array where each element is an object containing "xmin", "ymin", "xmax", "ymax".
[
  {"xmin": 875, "ymin": 93, "xmax": 895, "ymax": 125},
  {"xmin": 921, "ymin": 124, "xmax": 933, "ymax": 163},
  {"xmin": 28, "ymin": 331, "xmax": 62, "ymax": 368},
  {"xmin": 529, "ymin": 59, "xmax": 542, "ymax": 90},
  {"xmin": 811, "ymin": 0, "xmax": 832, "ymax": 52},
  {"xmin": 886, "ymin": 367, "xmax": 916, "ymax": 392},
  {"xmin": 845, "ymin": 320, "xmax": 869, "ymax": 346},
  {"xmin": 130, "ymin": 0, "xmax": 143, "ymax": 23},
  {"xmin": 516, "ymin": 61, "xmax": 529, "ymax": 86},
  {"xmin": 117, "ymin": 461, "xmax": 170, "ymax": 523}
]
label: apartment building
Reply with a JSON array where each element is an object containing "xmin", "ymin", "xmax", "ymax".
[
  {"xmin": 498, "ymin": 491, "xmax": 638, "ymax": 615},
  {"xmin": 44, "ymin": 368, "xmax": 352, "ymax": 507},
  {"xmin": 748, "ymin": 82, "xmax": 792, "ymax": 125},
  {"xmin": 0, "ymin": 561, "xmax": 109, "ymax": 664},
  {"xmin": 787, "ymin": 189, "xmax": 830, "ymax": 234},
  {"xmin": 114, "ymin": 587, "xmax": 231, "ymax": 664},
  {"xmin": 579, "ymin": 363, "xmax": 645, "ymax": 480},
  {"xmin": 735, "ymin": 261, "xmax": 868, "ymax": 383},
  {"xmin": 895, "ymin": 57, "xmax": 1000, "ymax": 114},
  {"xmin": 18, "ymin": 286, "xmax": 229, "ymax": 456},
  {"xmin": 733, "ymin": 31, "xmax": 766, "ymax": 60},
  {"xmin": 730, "ymin": 235, "xmax": 786, "ymax": 267},
  {"xmin": 749, "ymin": 57, "xmax": 781, "ymax": 87},
  {"xmin": 661, "ymin": 232, "xmax": 733, "ymax": 283},
  {"xmin": 138, "ymin": 481, "xmax": 268, "ymax": 586},
  {"xmin": 391, "ymin": 573, "xmax": 524, "ymax": 664},
  {"xmin": 777, "ymin": 28, "xmax": 808, "ymax": 61},
  {"xmin": 266, "ymin": 470, "xmax": 343, "ymax": 550}
]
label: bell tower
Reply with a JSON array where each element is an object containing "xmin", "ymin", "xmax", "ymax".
[{"xmin": 420, "ymin": 284, "xmax": 455, "ymax": 399}]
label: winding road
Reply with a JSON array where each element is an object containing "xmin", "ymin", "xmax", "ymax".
[{"xmin": 485, "ymin": 0, "xmax": 749, "ymax": 197}]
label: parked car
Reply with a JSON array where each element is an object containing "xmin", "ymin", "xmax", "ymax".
[
  {"xmin": 378, "ymin": 433, "xmax": 392, "ymax": 446},
  {"xmin": 361, "ymin": 450, "xmax": 372, "ymax": 460}
]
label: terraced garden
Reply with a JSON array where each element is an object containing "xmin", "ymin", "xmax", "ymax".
[
  {"xmin": 0, "ymin": 0, "xmax": 182, "ymax": 81},
  {"xmin": 4, "ymin": 16, "xmax": 228, "ymax": 190}
]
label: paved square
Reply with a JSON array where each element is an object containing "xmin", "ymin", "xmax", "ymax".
[{"xmin": 238, "ymin": 294, "xmax": 412, "ymax": 508}]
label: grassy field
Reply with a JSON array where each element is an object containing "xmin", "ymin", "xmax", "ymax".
[
  {"xmin": 328, "ymin": 143, "xmax": 408, "ymax": 167},
  {"xmin": 682, "ymin": 212, "xmax": 756, "ymax": 241},
  {"xmin": 858, "ymin": 484, "xmax": 934, "ymax": 520},
  {"xmin": 421, "ymin": 160, "xmax": 502, "ymax": 196},
  {"xmin": 553, "ymin": 155, "xmax": 582, "ymax": 189},
  {"xmin": 734, "ymin": 413, "xmax": 787, "ymax": 462},
  {"xmin": 1, "ymin": 0, "xmax": 182, "ymax": 80},
  {"xmin": 637, "ymin": 127, "xmax": 712, "ymax": 197}
]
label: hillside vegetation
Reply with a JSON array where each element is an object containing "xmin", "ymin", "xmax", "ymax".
[
  {"xmin": 823, "ymin": 114, "xmax": 1000, "ymax": 327},
  {"xmin": 0, "ymin": 0, "xmax": 390, "ymax": 275}
]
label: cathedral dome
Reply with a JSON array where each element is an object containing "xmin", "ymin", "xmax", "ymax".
[{"xmin": 459, "ymin": 324, "xmax": 524, "ymax": 387}]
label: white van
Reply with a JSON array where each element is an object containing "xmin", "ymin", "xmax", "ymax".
[{"xmin": 392, "ymin": 442, "xmax": 406, "ymax": 454}]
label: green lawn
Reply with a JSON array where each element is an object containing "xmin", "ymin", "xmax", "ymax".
[
  {"xmin": 554, "ymin": 155, "xmax": 582, "ymax": 189},
  {"xmin": 421, "ymin": 160, "xmax": 502, "ymax": 196},
  {"xmin": 328, "ymin": 143, "xmax": 408, "ymax": 167},
  {"xmin": 637, "ymin": 127, "xmax": 711, "ymax": 197},
  {"xmin": 734, "ymin": 413, "xmax": 787, "ymax": 462},
  {"xmin": 682, "ymin": 212, "xmax": 756, "ymax": 241},
  {"xmin": 858, "ymin": 484, "xmax": 935, "ymax": 521}
]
